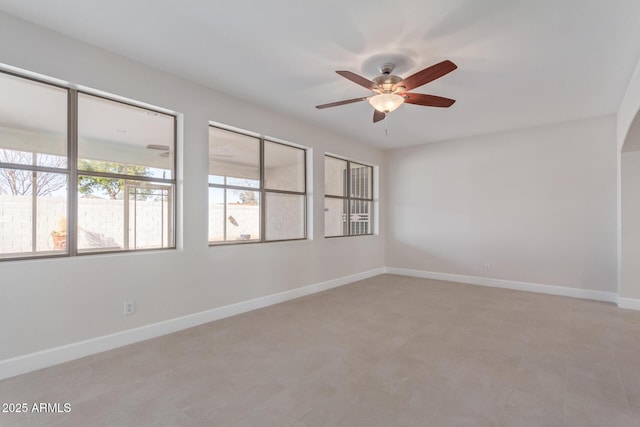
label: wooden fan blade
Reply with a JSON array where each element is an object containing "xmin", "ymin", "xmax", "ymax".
[
  {"xmin": 395, "ymin": 60, "xmax": 457, "ymax": 92},
  {"xmin": 404, "ymin": 93, "xmax": 456, "ymax": 108},
  {"xmin": 336, "ymin": 71, "xmax": 376, "ymax": 90},
  {"xmin": 316, "ymin": 97, "xmax": 368, "ymax": 109},
  {"xmin": 373, "ymin": 110, "xmax": 386, "ymax": 123}
]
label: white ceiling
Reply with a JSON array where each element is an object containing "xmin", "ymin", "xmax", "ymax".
[{"xmin": 1, "ymin": 0, "xmax": 640, "ymax": 149}]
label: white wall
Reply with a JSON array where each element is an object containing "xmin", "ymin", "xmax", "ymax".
[
  {"xmin": 618, "ymin": 55, "xmax": 640, "ymax": 305},
  {"xmin": 0, "ymin": 12, "xmax": 385, "ymax": 361},
  {"xmin": 621, "ymin": 150, "xmax": 640, "ymax": 299},
  {"xmin": 618, "ymin": 59, "xmax": 640, "ymax": 151},
  {"xmin": 386, "ymin": 116, "xmax": 618, "ymax": 292}
]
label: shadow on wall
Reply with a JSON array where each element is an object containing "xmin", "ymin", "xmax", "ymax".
[
  {"xmin": 621, "ymin": 110, "xmax": 640, "ymax": 300},
  {"xmin": 386, "ymin": 237, "xmax": 464, "ymax": 276}
]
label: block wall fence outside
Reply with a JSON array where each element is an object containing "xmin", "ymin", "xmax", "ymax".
[
  {"xmin": 0, "ymin": 195, "xmax": 169, "ymax": 253},
  {"xmin": 209, "ymin": 204, "xmax": 259, "ymax": 241},
  {"xmin": 1, "ymin": 197, "xmax": 332, "ymax": 250},
  {"xmin": 0, "ymin": 195, "xmax": 66, "ymax": 252},
  {"xmin": 209, "ymin": 201, "xmax": 308, "ymax": 242}
]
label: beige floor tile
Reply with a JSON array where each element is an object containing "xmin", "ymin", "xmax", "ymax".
[
  {"xmin": 512, "ymin": 363, "xmax": 567, "ymax": 400},
  {"xmin": 566, "ymin": 369, "xmax": 631, "ymax": 415},
  {"xmin": 1, "ymin": 274, "xmax": 638, "ymax": 426},
  {"xmin": 430, "ymin": 401, "xmax": 498, "ymax": 427},
  {"xmin": 497, "ymin": 388, "xmax": 564, "ymax": 427},
  {"xmin": 564, "ymin": 395, "xmax": 640, "ymax": 427},
  {"xmin": 22, "ymin": 412, "xmax": 87, "ymax": 427}
]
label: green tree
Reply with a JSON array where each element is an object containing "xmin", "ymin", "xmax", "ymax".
[
  {"xmin": 78, "ymin": 160, "xmax": 148, "ymax": 199},
  {"xmin": 238, "ymin": 190, "xmax": 258, "ymax": 205}
]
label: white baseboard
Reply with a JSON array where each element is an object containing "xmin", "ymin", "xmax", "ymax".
[
  {"xmin": 384, "ymin": 267, "xmax": 619, "ymax": 304},
  {"xmin": 0, "ymin": 267, "xmax": 385, "ymax": 381},
  {"xmin": 618, "ymin": 297, "xmax": 640, "ymax": 310},
  {"xmin": 2, "ymin": 266, "xmax": 633, "ymax": 380}
]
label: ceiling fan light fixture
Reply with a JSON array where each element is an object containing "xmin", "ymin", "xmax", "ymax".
[
  {"xmin": 369, "ymin": 93, "xmax": 404, "ymax": 113},
  {"xmin": 316, "ymin": 60, "xmax": 457, "ymax": 122}
]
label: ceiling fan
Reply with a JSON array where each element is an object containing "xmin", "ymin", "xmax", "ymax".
[{"xmin": 316, "ymin": 60, "xmax": 457, "ymax": 123}]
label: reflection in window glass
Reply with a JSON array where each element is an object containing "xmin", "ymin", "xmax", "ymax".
[
  {"xmin": 78, "ymin": 93, "xmax": 175, "ymax": 179},
  {"xmin": 0, "ymin": 171, "xmax": 68, "ymax": 257},
  {"xmin": 324, "ymin": 155, "xmax": 374, "ymax": 237},
  {"xmin": 266, "ymin": 193, "xmax": 305, "ymax": 241},
  {"xmin": 350, "ymin": 163, "xmax": 372, "ymax": 199},
  {"xmin": 324, "ymin": 197, "xmax": 347, "ymax": 237},
  {"xmin": 350, "ymin": 200, "xmax": 372, "ymax": 235},
  {"xmin": 0, "ymin": 72, "xmax": 68, "ymax": 258},
  {"xmin": 77, "ymin": 94, "xmax": 176, "ymax": 253},
  {"xmin": 264, "ymin": 141, "xmax": 305, "ymax": 192},
  {"xmin": 324, "ymin": 156, "xmax": 347, "ymax": 197},
  {"xmin": 209, "ymin": 187, "xmax": 260, "ymax": 243},
  {"xmin": 208, "ymin": 126, "xmax": 307, "ymax": 244},
  {"xmin": 77, "ymin": 178, "xmax": 174, "ymax": 252},
  {"xmin": 208, "ymin": 187, "xmax": 224, "ymax": 242},
  {"xmin": 226, "ymin": 189, "xmax": 260, "ymax": 242},
  {"xmin": 208, "ymin": 127, "xmax": 260, "ymax": 187},
  {"xmin": 0, "ymin": 70, "xmax": 176, "ymax": 260},
  {"xmin": 77, "ymin": 177, "xmax": 124, "ymax": 251},
  {"xmin": 128, "ymin": 183, "xmax": 173, "ymax": 249},
  {"xmin": 0, "ymin": 73, "xmax": 67, "ymax": 167}
]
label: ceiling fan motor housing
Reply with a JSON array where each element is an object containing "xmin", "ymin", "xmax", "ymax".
[
  {"xmin": 373, "ymin": 63, "xmax": 404, "ymax": 94},
  {"xmin": 373, "ymin": 74, "xmax": 403, "ymax": 94}
]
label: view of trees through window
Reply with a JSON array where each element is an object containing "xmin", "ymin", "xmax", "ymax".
[{"xmin": 0, "ymin": 71, "xmax": 176, "ymax": 259}]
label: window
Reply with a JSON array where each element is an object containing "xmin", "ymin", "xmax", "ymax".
[
  {"xmin": 208, "ymin": 126, "xmax": 306, "ymax": 244},
  {"xmin": 324, "ymin": 155, "xmax": 374, "ymax": 237},
  {"xmin": 0, "ymin": 70, "xmax": 176, "ymax": 260},
  {"xmin": 77, "ymin": 94, "xmax": 175, "ymax": 252},
  {"xmin": 0, "ymin": 73, "xmax": 68, "ymax": 258}
]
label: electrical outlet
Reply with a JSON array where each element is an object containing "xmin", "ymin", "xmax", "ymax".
[
  {"xmin": 483, "ymin": 263, "xmax": 491, "ymax": 271},
  {"xmin": 124, "ymin": 300, "xmax": 135, "ymax": 316}
]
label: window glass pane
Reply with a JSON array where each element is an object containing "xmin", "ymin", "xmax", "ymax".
[
  {"xmin": 77, "ymin": 176, "xmax": 124, "ymax": 251},
  {"xmin": 324, "ymin": 197, "xmax": 347, "ymax": 237},
  {"xmin": 0, "ymin": 169, "xmax": 68, "ymax": 257},
  {"xmin": 78, "ymin": 178, "xmax": 174, "ymax": 252},
  {"xmin": 0, "ymin": 73, "xmax": 67, "ymax": 167},
  {"xmin": 350, "ymin": 200, "xmax": 372, "ymax": 235},
  {"xmin": 226, "ymin": 189, "xmax": 260, "ymax": 242},
  {"xmin": 128, "ymin": 182, "xmax": 173, "ymax": 249},
  {"xmin": 350, "ymin": 163, "xmax": 372, "ymax": 199},
  {"xmin": 265, "ymin": 193, "xmax": 305, "ymax": 241},
  {"xmin": 208, "ymin": 186, "xmax": 261, "ymax": 243},
  {"xmin": 264, "ymin": 141, "xmax": 305, "ymax": 192},
  {"xmin": 208, "ymin": 187, "xmax": 225, "ymax": 242},
  {"xmin": 226, "ymin": 177, "xmax": 260, "ymax": 188},
  {"xmin": 209, "ymin": 127, "xmax": 260, "ymax": 188},
  {"xmin": 208, "ymin": 126, "xmax": 307, "ymax": 245},
  {"xmin": 325, "ymin": 156, "xmax": 347, "ymax": 197},
  {"xmin": 209, "ymin": 175, "xmax": 224, "ymax": 185},
  {"xmin": 78, "ymin": 93, "xmax": 174, "ymax": 179}
]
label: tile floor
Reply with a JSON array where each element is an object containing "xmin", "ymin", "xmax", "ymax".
[{"xmin": 1, "ymin": 274, "xmax": 639, "ymax": 426}]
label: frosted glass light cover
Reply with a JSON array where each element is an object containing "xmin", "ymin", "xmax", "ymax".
[{"xmin": 368, "ymin": 93, "xmax": 404, "ymax": 113}]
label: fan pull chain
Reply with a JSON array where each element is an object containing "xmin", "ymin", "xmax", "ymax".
[{"xmin": 385, "ymin": 113, "xmax": 390, "ymax": 137}]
